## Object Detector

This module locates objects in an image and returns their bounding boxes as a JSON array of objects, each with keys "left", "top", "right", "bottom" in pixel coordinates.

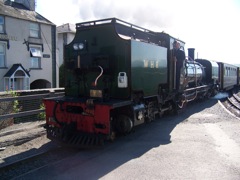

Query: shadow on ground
[{"left": 11, "top": 98, "right": 219, "bottom": 179}]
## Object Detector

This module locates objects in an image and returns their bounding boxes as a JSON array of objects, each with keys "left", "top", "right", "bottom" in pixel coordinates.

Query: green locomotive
[{"left": 43, "top": 18, "right": 217, "bottom": 147}]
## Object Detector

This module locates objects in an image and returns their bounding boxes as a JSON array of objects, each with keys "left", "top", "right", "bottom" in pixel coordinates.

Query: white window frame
[
  {"left": 0, "top": 16, "right": 4, "bottom": 33},
  {"left": 30, "top": 47, "right": 42, "bottom": 69},
  {"left": 0, "top": 42, "right": 6, "bottom": 68},
  {"left": 30, "top": 47, "right": 42, "bottom": 57},
  {"left": 29, "top": 23, "right": 40, "bottom": 38}
]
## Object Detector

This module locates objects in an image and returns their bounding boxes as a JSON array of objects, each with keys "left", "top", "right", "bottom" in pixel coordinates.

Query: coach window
[
  {"left": 30, "top": 47, "right": 42, "bottom": 69},
  {"left": 29, "top": 23, "right": 40, "bottom": 38},
  {"left": 233, "top": 68, "right": 235, "bottom": 76},
  {"left": 0, "top": 42, "right": 6, "bottom": 68}
]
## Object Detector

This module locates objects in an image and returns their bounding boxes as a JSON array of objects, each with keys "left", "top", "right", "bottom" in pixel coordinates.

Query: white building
[
  {"left": 0, "top": 0, "right": 58, "bottom": 91},
  {"left": 57, "top": 23, "right": 75, "bottom": 66}
]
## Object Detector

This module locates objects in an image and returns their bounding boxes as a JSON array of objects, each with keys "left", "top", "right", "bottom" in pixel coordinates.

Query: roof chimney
[{"left": 14, "top": 0, "right": 36, "bottom": 11}]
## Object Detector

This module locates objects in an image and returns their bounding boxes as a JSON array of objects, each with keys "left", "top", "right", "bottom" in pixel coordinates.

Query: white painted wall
[{"left": 0, "top": 16, "right": 55, "bottom": 91}]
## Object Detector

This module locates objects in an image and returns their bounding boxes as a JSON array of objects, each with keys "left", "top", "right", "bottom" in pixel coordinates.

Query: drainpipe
[{"left": 51, "top": 25, "right": 57, "bottom": 88}]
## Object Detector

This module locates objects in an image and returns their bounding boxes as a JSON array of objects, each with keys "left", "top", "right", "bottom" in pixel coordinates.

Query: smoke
[
  {"left": 75, "top": 0, "right": 176, "bottom": 31},
  {"left": 35, "top": 0, "right": 240, "bottom": 64},
  {"left": 212, "top": 92, "right": 229, "bottom": 100}
]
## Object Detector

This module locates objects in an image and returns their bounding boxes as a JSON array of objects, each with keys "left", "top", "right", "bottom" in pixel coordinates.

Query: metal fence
[{"left": 0, "top": 88, "right": 64, "bottom": 128}]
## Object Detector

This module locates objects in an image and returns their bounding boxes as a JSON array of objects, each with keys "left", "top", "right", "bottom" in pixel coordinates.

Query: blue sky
[{"left": 36, "top": 0, "right": 240, "bottom": 65}]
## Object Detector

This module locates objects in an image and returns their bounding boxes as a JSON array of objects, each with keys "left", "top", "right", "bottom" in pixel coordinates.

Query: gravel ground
[
  {"left": 0, "top": 92, "right": 239, "bottom": 169},
  {"left": 0, "top": 121, "right": 55, "bottom": 167},
  {"left": 12, "top": 94, "right": 240, "bottom": 180}
]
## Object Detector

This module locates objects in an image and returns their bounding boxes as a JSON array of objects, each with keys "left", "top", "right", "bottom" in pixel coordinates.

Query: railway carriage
[{"left": 217, "top": 62, "right": 239, "bottom": 91}]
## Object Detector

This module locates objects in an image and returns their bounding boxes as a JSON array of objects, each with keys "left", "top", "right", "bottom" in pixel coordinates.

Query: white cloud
[{"left": 36, "top": 0, "right": 240, "bottom": 64}]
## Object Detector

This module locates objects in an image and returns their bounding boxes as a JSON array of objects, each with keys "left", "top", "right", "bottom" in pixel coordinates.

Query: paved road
[{"left": 18, "top": 99, "right": 240, "bottom": 180}]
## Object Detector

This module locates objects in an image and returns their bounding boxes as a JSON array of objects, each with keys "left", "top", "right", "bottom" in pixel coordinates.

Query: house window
[
  {"left": 30, "top": 47, "right": 42, "bottom": 68},
  {"left": 0, "top": 16, "right": 4, "bottom": 33},
  {"left": 29, "top": 23, "right": 40, "bottom": 38},
  {"left": 0, "top": 43, "right": 6, "bottom": 67},
  {"left": 30, "top": 47, "right": 42, "bottom": 57}
]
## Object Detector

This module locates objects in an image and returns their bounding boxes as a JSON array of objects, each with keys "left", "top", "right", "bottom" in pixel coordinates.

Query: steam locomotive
[{"left": 43, "top": 18, "right": 239, "bottom": 147}]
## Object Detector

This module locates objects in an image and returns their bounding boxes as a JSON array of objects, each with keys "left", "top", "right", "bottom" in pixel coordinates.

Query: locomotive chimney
[{"left": 188, "top": 48, "right": 195, "bottom": 61}]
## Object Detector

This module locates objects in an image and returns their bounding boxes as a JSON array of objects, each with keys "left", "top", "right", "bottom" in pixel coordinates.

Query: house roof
[
  {"left": 0, "top": 0, "right": 54, "bottom": 25},
  {"left": 57, "top": 23, "right": 76, "bottom": 34},
  {"left": 4, "top": 63, "right": 30, "bottom": 78}
]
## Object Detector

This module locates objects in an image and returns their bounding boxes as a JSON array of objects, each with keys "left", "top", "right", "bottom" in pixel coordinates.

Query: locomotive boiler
[{"left": 43, "top": 18, "right": 220, "bottom": 147}]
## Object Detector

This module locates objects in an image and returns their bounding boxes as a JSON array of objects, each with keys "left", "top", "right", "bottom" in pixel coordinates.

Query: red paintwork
[{"left": 43, "top": 99, "right": 112, "bottom": 135}]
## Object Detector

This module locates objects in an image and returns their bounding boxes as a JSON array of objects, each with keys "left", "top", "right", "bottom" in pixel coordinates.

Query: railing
[
  {"left": 0, "top": 88, "right": 64, "bottom": 128},
  {"left": 76, "top": 18, "right": 153, "bottom": 33}
]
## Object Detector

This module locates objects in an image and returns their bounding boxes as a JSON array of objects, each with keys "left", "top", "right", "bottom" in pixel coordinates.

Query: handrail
[
  {"left": 0, "top": 92, "right": 64, "bottom": 102},
  {"left": 0, "top": 89, "right": 64, "bottom": 122},
  {"left": 76, "top": 17, "right": 154, "bottom": 33}
]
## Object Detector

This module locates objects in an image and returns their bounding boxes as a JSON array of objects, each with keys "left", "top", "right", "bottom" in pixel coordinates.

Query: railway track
[
  {"left": 0, "top": 121, "right": 103, "bottom": 179},
  {"left": 0, "top": 92, "right": 239, "bottom": 179},
  {"left": 0, "top": 122, "right": 46, "bottom": 149},
  {"left": 221, "top": 92, "right": 240, "bottom": 118},
  {"left": 0, "top": 146, "right": 79, "bottom": 179}
]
